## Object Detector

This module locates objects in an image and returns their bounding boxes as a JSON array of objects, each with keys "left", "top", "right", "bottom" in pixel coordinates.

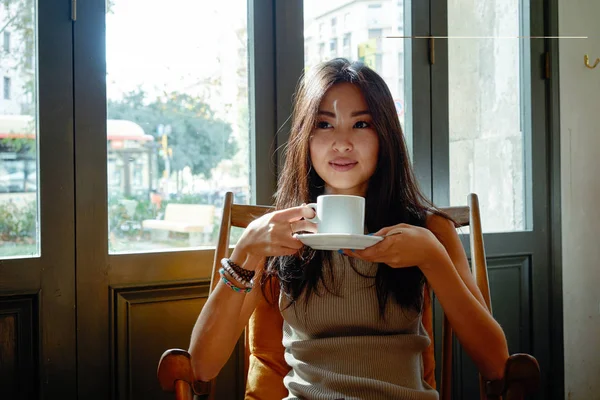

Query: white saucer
[{"left": 294, "top": 233, "right": 383, "bottom": 251}]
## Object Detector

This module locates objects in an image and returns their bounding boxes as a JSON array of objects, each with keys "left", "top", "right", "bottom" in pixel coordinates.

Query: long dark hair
[{"left": 262, "top": 58, "right": 442, "bottom": 315}]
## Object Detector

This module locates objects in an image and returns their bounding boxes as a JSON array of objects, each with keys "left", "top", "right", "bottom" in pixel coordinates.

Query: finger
[
  {"left": 277, "top": 233, "right": 306, "bottom": 250},
  {"left": 386, "top": 227, "right": 404, "bottom": 236},
  {"left": 342, "top": 248, "right": 373, "bottom": 261},
  {"left": 342, "top": 238, "right": 389, "bottom": 260},
  {"left": 290, "top": 219, "right": 318, "bottom": 234},
  {"left": 277, "top": 205, "right": 316, "bottom": 221},
  {"left": 369, "top": 227, "right": 391, "bottom": 236},
  {"left": 370, "top": 223, "right": 412, "bottom": 237},
  {"left": 369, "top": 225, "right": 400, "bottom": 237}
]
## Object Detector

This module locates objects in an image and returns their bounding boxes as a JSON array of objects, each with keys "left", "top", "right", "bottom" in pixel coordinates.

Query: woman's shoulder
[{"left": 425, "top": 210, "right": 456, "bottom": 235}]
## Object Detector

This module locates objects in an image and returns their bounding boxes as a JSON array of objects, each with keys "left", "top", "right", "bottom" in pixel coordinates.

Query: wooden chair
[{"left": 157, "top": 192, "right": 540, "bottom": 400}]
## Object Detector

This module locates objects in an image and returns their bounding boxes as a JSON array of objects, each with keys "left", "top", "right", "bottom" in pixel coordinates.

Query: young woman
[{"left": 189, "top": 58, "right": 509, "bottom": 399}]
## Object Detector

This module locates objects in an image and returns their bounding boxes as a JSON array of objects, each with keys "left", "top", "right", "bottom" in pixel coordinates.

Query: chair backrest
[{"left": 204, "top": 192, "right": 491, "bottom": 400}]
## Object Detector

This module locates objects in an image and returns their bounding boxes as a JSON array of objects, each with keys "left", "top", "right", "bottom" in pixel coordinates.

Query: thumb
[{"left": 369, "top": 226, "right": 394, "bottom": 237}]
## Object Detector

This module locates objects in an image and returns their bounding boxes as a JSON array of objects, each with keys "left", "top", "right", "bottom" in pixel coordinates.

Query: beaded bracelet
[
  {"left": 221, "top": 258, "right": 255, "bottom": 282},
  {"left": 219, "top": 268, "right": 252, "bottom": 294},
  {"left": 221, "top": 262, "right": 253, "bottom": 288}
]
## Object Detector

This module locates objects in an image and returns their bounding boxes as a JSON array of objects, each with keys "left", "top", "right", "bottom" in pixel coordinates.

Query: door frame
[{"left": 0, "top": 0, "right": 77, "bottom": 397}]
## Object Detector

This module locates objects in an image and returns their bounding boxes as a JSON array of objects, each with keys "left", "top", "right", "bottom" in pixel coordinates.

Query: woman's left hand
[{"left": 342, "top": 223, "right": 446, "bottom": 269}]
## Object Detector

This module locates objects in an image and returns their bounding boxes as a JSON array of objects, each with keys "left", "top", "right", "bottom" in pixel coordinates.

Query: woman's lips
[{"left": 329, "top": 160, "right": 358, "bottom": 172}]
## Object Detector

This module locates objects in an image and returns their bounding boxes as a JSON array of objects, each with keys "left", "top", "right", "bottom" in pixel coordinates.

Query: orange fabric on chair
[
  {"left": 245, "top": 279, "right": 290, "bottom": 400},
  {"left": 245, "top": 279, "right": 437, "bottom": 398}
]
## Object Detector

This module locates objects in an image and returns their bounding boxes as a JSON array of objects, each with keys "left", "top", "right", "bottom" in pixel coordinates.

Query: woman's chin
[{"left": 324, "top": 182, "right": 368, "bottom": 196}]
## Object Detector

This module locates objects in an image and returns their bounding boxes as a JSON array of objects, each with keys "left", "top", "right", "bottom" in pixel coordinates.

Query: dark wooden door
[
  {"left": 428, "top": 0, "right": 560, "bottom": 399},
  {"left": 73, "top": 0, "right": 276, "bottom": 399},
  {"left": 0, "top": 0, "right": 76, "bottom": 398}
]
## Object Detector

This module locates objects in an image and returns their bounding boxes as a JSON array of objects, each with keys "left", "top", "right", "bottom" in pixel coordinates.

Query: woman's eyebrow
[
  {"left": 317, "top": 110, "right": 336, "bottom": 117},
  {"left": 317, "top": 110, "right": 371, "bottom": 117}
]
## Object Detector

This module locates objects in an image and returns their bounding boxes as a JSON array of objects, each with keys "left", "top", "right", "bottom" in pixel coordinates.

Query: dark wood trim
[
  {"left": 250, "top": 0, "right": 278, "bottom": 205},
  {"left": 545, "top": 0, "right": 564, "bottom": 397},
  {"left": 274, "top": 0, "right": 304, "bottom": 178},
  {"left": 430, "top": 0, "right": 449, "bottom": 207},
  {"left": 529, "top": 1, "right": 552, "bottom": 398},
  {"left": 37, "top": 0, "right": 77, "bottom": 396},
  {"left": 408, "top": 0, "right": 433, "bottom": 199},
  {"left": 73, "top": 0, "right": 110, "bottom": 397},
  {"left": 106, "top": 251, "right": 215, "bottom": 283},
  {"left": 0, "top": 0, "right": 77, "bottom": 391},
  {"left": 0, "top": 260, "right": 41, "bottom": 293}
]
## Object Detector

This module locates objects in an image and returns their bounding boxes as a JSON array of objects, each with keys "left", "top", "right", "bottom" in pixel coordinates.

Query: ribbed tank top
[{"left": 279, "top": 251, "right": 439, "bottom": 400}]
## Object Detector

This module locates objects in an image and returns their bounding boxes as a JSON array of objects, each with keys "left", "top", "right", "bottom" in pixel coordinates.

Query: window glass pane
[
  {"left": 448, "top": 0, "right": 528, "bottom": 232},
  {"left": 304, "top": 0, "right": 410, "bottom": 152},
  {"left": 0, "top": 0, "right": 39, "bottom": 259},
  {"left": 106, "top": 0, "right": 250, "bottom": 253}
]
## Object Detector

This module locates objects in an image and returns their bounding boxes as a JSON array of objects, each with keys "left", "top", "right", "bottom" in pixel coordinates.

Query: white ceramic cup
[{"left": 305, "top": 195, "right": 365, "bottom": 235}]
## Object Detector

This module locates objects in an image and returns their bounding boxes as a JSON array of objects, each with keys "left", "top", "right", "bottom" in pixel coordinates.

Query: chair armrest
[
  {"left": 157, "top": 348, "right": 212, "bottom": 397},
  {"left": 486, "top": 353, "right": 540, "bottom": 400}
]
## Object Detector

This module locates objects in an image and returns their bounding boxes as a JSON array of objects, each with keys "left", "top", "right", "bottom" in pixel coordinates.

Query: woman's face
[{"left": 309, "top": 82, "right": 379, "bottom": 197}]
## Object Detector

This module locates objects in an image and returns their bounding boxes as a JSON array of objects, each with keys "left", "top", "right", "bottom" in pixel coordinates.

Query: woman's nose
[{"left": 332, "top": 131, "right": 353, "bottom": 152}]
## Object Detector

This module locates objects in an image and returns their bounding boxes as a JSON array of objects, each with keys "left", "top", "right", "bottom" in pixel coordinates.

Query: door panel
[
  {"left": 110, "top": 283, "right": 246, "bottom": 399},
  {"left": 448, "top": 255, "right": 533, "bottom": 398},
  {"left": 0, "top": 0, "right": 75, "bottom": 398},
  {"left": 0, "top": 296, "right": 37, "bottom": 398}
]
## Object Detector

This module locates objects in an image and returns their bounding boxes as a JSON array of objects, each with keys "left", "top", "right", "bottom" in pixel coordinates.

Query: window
[
  {"left": 331, "top": 17, "right": 337, "bottom": 35},
  {"left": 448, "top": 0, "right": 528, "bottom": 232},
  {"left": 397, "top": 1, "right": 404, "bottom": 32},
  {"left": 3, "top": 31, "right": 10, "bottom": 52},
  {"left": 330, "top": 38, "right": 338, "bottom": 56},
  {"left": 0, "top": 1, "right": 38, "bottom": 259},
  {"left": 342, "top": 33, "right": 351, "bottom": 58},
  {"left": 343, "top": 13, "right": 350, "bottom": 31},
  {"left": 367, "top": 3, "right": 382, "bottom": 25},
  {"left": 106, "top": 0, "right": 251, "bottom": 253},
  {"left": 368, "top": 28, "right": 383, "bottom": 51},
  {"left": 3, "top": 76, "right": 11, "bottom": 99}
]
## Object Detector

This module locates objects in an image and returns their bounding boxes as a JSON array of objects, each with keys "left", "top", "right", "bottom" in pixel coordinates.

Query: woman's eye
[
  {"left": 354, "top": 121, "right": 371, "bottom": 129},
  {"left": 316, "top": 121, "right": 331, "bottom": 129}
]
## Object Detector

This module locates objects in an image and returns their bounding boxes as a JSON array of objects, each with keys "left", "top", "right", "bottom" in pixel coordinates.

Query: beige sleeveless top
[{"left": 279, "top": 252, "right": 439, "bottom": 400}]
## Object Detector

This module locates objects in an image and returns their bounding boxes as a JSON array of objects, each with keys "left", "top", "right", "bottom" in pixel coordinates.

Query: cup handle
[{"left": 304, "top": 203, "right": 319, "bottom": 223}]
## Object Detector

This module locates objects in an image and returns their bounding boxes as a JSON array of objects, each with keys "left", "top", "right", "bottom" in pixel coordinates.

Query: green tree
[{"left": 107, "top": 89, "right": 237, "bottom": 179}]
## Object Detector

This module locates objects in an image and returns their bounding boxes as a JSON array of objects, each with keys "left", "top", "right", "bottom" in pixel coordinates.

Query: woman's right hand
[
  {"left": 190, "top": 205, "right": 316, "bottom": 381},
  {"left": 233, "top": 205, "right": 317, "bottom": 262}
]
